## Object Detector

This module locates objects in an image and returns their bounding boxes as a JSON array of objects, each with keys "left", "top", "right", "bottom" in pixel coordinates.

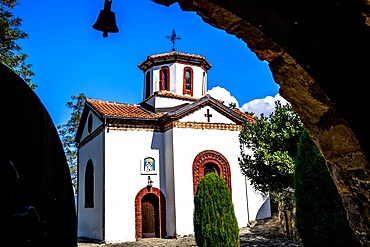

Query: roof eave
[{"left": 103, "top": 115, "right": 163, "bottom": 121}]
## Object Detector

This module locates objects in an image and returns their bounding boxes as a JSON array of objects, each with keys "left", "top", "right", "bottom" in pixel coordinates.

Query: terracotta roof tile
[
  {"left": 148, "top": 51, "right": 206, "bottom": 60},
  {"left": 138, "top": 51, "right": 212, "bottom": 71},
  {"left": 86, "top": 98, "right": 164, "bottom": 119},
  {"left": 154, "top": 90, "right": 199, "bottom": 101},
  {"left": 86, "top": 96, "right": 254, "bottom": 123}
]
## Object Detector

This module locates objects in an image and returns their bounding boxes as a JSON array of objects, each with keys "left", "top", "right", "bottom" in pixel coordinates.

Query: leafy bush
[
  {"left": 239, "top": 101, "right": 304, "bottom": 194},
  {"left": 294, "top": 129, "right": 359, "bottom": 247},
  {"left": 193, "top": 172, "right": 240, "bottom": 247}
]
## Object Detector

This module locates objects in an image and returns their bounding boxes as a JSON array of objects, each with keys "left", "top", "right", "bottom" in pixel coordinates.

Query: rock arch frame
[{"left": 153, "top": 0, "right": 369, "bottom": 245}]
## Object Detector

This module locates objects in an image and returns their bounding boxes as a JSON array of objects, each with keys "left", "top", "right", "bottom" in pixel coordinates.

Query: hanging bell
[{"left": 93, "top": 0, "right": 119, "bottom": 38}]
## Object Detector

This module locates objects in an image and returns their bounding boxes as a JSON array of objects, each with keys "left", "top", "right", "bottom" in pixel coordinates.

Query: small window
[
  {"left": 145, "top": 72, "right": 151, "bottom": 99},
  {"left": 85, "top": 160, "right": 94, "bottom": 208},
  {"left": 183, "top": 67, "right": 193, "bottom": 96},
  {"left": 160, "top": 66, "right": 170, "bottom": 91},
  {"left": 185, "top": 70, "right": 191, "bottom": 90}
]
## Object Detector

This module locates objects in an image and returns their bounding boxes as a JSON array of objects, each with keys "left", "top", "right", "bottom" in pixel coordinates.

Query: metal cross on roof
[{"left": 165, "top": 29, "right": 181, "bottom": 51}]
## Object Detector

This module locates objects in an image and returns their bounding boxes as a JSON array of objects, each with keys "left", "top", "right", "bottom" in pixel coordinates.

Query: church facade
[{"left": 75, "top": 51, "right": 271, "bottom": 243}]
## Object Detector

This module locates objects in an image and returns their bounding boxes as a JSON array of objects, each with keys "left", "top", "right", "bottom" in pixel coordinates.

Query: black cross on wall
[{"left": 204, "top": 109, "right": 213, "bottom": 122}]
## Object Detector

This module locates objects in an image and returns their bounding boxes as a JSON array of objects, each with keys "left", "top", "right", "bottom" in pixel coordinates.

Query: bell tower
[{"left": 138, "top": 51, "right": 212, "bottom": 101}]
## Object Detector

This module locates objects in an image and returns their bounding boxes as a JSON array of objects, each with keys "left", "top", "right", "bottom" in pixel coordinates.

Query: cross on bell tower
[{"left": 165, "top": 29, "right": 181, "bottom": 51}]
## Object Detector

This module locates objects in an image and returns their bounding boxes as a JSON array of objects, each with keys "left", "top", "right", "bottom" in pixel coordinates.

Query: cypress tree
[
  {"left": 294, "top": 129, "right": 359, "bottom": 247},
  {"left": 193, "top": 172, "right": 240, "bottom": 247}
]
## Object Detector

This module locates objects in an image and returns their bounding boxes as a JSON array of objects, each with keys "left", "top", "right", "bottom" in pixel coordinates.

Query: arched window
[
  {"left": 85, "top": 159, "right": 94, "bottom": 208},
  {"left": 88, "top": 114, "right": 93, "bottom": 134},
  {"left": 192, "top": 150, "right": 232, "bottom": 195},
  {"left": 145, "top": 72, "right": 151, "bottom": 99},
  {"left": 183, "top": 67, "right": 193, "bottom": 96},
  {"left": 203, "top": 163, "right": 220, "bottom": 175},
  {"left": 159, "top": 66, "right": 170, "bottom": 91}
]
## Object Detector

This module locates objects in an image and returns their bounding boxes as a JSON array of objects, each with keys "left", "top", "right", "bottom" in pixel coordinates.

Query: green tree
[
  {"left": 193, "top": 172, "right": 240, "bottom": 247},
  {"left": 0, "top": 0, "right": 35, "bottom": 89},
  {"left": 294, "top": 129, "right": 359, "bottom": 247},
  {"left": 57, "top": 93, "right": 86, "bottom": 193},
  {"left": 238, "top": 100, "right": 304, "bottom": 195}
]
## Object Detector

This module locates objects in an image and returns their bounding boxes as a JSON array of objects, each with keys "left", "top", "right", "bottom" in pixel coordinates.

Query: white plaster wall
[
  {"left": 163, "top": 129, "right": 176, "bottom": 237},
  {"left": 245, "top": 180, "right": 271, "bottom": 220},
  {"left": 77, "top": 132, "right": 104, "bottom": 241},
  {"left": 180, "top": 106, "right": 235, "bottom": 124},
  {"left": 242, "top": 146, "right": 271, "bottom": 221},
  {"left": 154, "top": 97, "right": 192, "bottom": 109},
  {"left": 151, "top": 63, "right": 207, "bottom": 98},
  {"left": 78, "top": 112, "right": 270, "bottom": 242},
  {"left": 103, "top": 129, "right": 164, "bottom": 243},
  {"left": 172, "top": 63, "right": 207, "bottom": 98},
  {"left": 151, "top": 65, "right": 160, "bottom": 93},
  {"left": 171, "top": 127, "right": 269, "bottom": 236},
  {"left": 151, "top": 64, "right": 174, "bottom": 93}
]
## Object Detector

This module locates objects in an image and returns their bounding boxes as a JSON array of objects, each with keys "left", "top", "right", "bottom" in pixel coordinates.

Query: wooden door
[{"left": 142, "top": 194, "right": 159, "bottom": 238}]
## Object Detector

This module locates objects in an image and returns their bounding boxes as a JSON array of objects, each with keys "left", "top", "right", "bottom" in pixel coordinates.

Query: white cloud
[
  {"left": 207, "top": 86, "right": 239, "bottom": 108},
  {"left": 240, "top": 94, "right": 288, "bottom": 117},
  {"left": 207, "top": 86, "right": 288, "bottom": 117}
]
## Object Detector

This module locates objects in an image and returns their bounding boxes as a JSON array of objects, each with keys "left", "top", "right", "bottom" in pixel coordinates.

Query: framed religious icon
[{"left": 141, "top": 157, "right": 157, "bottom": 175}]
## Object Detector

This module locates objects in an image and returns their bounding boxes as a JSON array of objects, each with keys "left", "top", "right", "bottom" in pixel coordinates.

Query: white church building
[{"left": 75, "top": 50, "right": 271, "bottom": 243}]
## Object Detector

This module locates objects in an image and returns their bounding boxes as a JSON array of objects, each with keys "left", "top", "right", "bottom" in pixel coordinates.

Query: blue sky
[{"left": 13, "top": 0, "right": 285, "bottom": 127}]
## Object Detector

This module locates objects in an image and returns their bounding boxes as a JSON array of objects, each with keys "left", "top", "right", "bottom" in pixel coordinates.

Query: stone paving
[{"left": 78, "top": 215, "right": 303, "bottom": 247}]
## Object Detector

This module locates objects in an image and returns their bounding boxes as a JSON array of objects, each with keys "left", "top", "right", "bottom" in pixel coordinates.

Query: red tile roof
[
  {"left": 147, "top": 51, "right": 206, "bottom": 59},
  {"left": 138, "top": 51, "right": 212, "bottom": 71},
  {"left": 86, "top": 98, "right": 163, "bottom": 119},
  {"left": 86, "top": 95, "right": 254, "bottom": 123}
]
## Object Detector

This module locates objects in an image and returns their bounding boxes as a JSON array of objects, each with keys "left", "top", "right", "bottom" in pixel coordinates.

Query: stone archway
[
  {"left": 192, "top": 150, "right": 231, "bottom": 194},
  {"left": 135, "top": 187, "right": 166, "bottom": 239},
  {"left": 152, "top": 1, "right": 370, "bottom": 244}
]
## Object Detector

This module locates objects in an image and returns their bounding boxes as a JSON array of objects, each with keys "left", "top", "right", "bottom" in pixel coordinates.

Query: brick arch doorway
[
  {"left": 192, "top": 150, "right": 232, "bottom": 194},
  {"left": 135, "top": 187, "right": 166, "bottom": 239}
]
